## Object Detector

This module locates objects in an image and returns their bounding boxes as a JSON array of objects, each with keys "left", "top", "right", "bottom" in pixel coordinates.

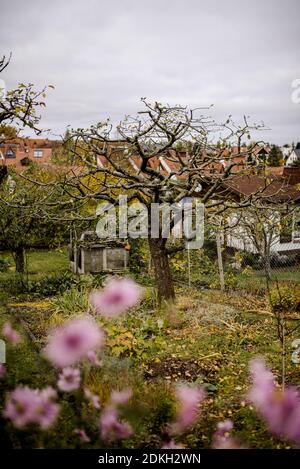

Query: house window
[
  {"left": 33, "top": 150, "right": 43, "bottom": 158},
  {"left": 5, "top": 149, "right": 15, "bottom": 158}
]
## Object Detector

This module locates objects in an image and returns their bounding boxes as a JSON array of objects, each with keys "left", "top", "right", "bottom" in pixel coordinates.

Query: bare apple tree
[{"left": 53, "top": 100, "right": 266, "bottom": 302}]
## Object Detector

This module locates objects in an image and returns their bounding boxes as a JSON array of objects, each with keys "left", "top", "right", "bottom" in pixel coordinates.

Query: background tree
[
  {"left": 0, "top": 124, "right": 18, "bottom": 140},
  {"left": 227, "top": 205, "right": 296, "bottom": 282},
  {"left": 0, "top": 166, "right": 71, "bottom": 275},
  {"left": 0, "top": 53, "right": 52, "bottom": 187},
  {"left": 0, "top": 54, "right": 52, "bottom": 134},
  {"left": 0, "top": 53, "right": 58, "bottom": 272},
  {"left": 267, "top": 145, "right": 283, "bottom": 167}
]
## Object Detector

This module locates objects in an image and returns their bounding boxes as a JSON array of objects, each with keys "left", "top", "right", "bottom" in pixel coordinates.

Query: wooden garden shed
[{"left": 69, "top": 231, "right": 129, "bottom": 274}]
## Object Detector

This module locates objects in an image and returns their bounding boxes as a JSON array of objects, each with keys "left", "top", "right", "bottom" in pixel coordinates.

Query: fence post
[
  {"left": 216, "top": 231, "right": 225, "bottom": 291},
  {"left": 187, "top": 247, "right": 191, "bottom": 288}
]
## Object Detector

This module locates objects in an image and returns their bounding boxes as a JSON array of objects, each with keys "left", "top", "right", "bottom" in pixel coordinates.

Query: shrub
[
  {"left": 0, "top": 257, "right": 11, "bottom": 273},
  {"left": 26, "top": 272, "right": 77, "bottom": 297},
  {"left": 240, "top": 251, "right": 262, "bottom": 269},
  {"left": 224, "top": 271, "right": 239, "bottom": 289},
  {"left": 50, "top": 287, "right": 90, "bottom": 316},
  {"left": 269, "top": 253, "right": 290, "bottom": 268},
  {"left": 202, "top": 238, "right": 218, "bottom": 260},
  {"left": 270, "top": 285, "right": 300, "bottom": 312},
  {"left": 26, "top": 272, "right": 105, "bottom": 297}
]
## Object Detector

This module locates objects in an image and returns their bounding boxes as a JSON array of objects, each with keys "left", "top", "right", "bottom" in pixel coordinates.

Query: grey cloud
[{"left": 1, "top": 0, "right": 300, "bottom": 143}]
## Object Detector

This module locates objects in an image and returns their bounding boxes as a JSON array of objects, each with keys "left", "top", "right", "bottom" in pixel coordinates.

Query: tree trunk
[
  {"left": 14, "top": 246, "right": 25, "bottom": 274},
  {"left": 263, "top": 245, "right": 272, "bottom": 282},
  {"left": 148, "top": 237, "right": 175, "bottom": 303},
  {"left": 0, "top": 166, "right": 8, "bottom": 185}
]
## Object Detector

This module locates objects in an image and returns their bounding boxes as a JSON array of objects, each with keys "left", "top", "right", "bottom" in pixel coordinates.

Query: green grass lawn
[
  {"left": 0, "top": 248, "right": 69, "bottom": 279},
  {"left": 0, "top": 248, "right": 300, "bottom": 448},
  {"left": 236, "top": 266, "right": 300, "bottom": 292}
]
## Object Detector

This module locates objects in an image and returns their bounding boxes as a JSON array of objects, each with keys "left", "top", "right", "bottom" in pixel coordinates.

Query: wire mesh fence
[{"left": 171, "top": 233, "right": 300, "bottom": 298}]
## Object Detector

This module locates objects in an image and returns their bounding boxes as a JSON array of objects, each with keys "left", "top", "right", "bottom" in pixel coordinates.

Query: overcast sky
[{"left": 1, "top": 0, "right": 300, "bottom": 144}]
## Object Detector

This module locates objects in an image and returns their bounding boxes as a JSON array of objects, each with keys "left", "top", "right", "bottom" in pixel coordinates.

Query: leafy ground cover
[{"left": 0, "top": 249, "right": 300, "bottom": 448}]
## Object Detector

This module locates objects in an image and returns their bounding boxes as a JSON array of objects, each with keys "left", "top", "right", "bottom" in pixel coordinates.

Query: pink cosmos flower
[
  {"left": 100, "top": 406, "right": 133, "bottom": 441},
  {"left": 110, "top": 388, "right": 132, "bottom": 406},
  {"left": 44, "top": 316, "right": 105, "bottom": 368},
  {"left": 248, "top": 357, "right": 300, "bottom": 446},
  {"left": 3, "top": 386, "right": 59, "bottom": 429},
  {"left": 248, "top": 357, "right": 275, "bottom": 408},
  {"left": 84, "top": 388, "right": 101, "bottom": 409},
  {"left": 86, "top": 350, "right": 102, "bottom": 367},
  {"left": 3, "top": 386, "right": 37, "bottom": 428},
  {"left": 212, "top": 420, "right": 240, "bottom": 449},
  {"left": 2, "top": 322, "right": 21, "bottom": 345},
  {"left": 57, "top": 368, "right": 81, "bottom": 392},
  {"left": 170, "top": 385, "right": 205, "bottom": 435},
  {"left": 90, "top": 278, "right": 142, "bottom": 317},
  {"left": 0, "top": 363, "right": 6, "bottom": 378},
  {"left": 215, "top": 419, "right": 234, "bottom": 436},
  {"left": 74, "top": 428, "right": 90, "bottom": 443},
  {"left": 34, "top": 387, "right": 60, "bottom": 429}
]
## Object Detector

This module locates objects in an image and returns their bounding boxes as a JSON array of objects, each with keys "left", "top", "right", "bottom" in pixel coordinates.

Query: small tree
[
  {"left": 0, "top": 53, "right": 56, "bottom": 274},
  {"left": 0, "top": 54, "right": 51, "bottom": 134},
  {"left": 0, "top": 166, "right": 70, "bottom": 275},
  {"left": 0, "top": 53, "right": 52, "bottom": 184},
  {"left": 227, "top": 204, "right": 296, "bottom": 282},
  {"left": 267, "top": 145, "right": 283, "bottom": 167}
]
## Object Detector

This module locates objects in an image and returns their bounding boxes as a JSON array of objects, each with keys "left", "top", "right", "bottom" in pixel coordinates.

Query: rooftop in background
[
  {"left": 0, "top": 138, "right": 59, "bottom": 169},
  {"left": 221, "top": 174, "right": 300, "bottom": 204},
  {"left": 1, "top": 137, "right": 299, "bottom": 190}
]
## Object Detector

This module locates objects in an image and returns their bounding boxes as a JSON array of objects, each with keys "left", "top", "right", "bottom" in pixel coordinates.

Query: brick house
[{"left": 0, "top": 138, "right": 56, "bottom": 170}]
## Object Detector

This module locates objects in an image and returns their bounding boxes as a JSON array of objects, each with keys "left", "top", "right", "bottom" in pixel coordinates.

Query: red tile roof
[{"left": 222, "top": 174, "right": 300, "bottom": 203}]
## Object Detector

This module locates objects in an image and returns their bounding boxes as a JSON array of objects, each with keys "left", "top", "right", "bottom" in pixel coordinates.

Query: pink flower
[
  {"left": 3, "top": 386, "right": 59, "bottom": 429},
  {"left": 170, "top": 385, "right": 205, "bottom": 435},
  {"left": 0, "top": 363, "right": 6, "bottom": 378},
  {"left": 110, "top": 388, "right": 132, "bottom": 406},
  {"left": 212, "top": 420, "right": 240, "bottom": 449},
  {"left": 44, "top": 316, "right": 105, "bottom": 368},
  {"left": 74, "top": 428, "right": 90, "bottom": 443},
  {"left": 2, "top": 322, "right": 21, "bottom": 345},
  {"left": 248, "top": 357, "right": 300, "bottom": 445},
  {"left": 86, "top": 350, "right": 102, "bottom": 367},
  {"left": 34, "top": 387, "right": 60, "bottom": 429},
  {"left": 3, "top": 386, "right": 37, "bottom": 428},
  {"left": 248, "top": 357, "right": 275, "bottom": 409},
  {"left": 58, "top": 368, "right": 81, "bottom": 392},
  {"left": 84, "top": 388, "right": 101, "bottom": 409},
  {"left": 162, "top": 440, "right": 184, "bottom": 449},
  {"left": 100, "top": 406, "right": 133, "bottom": 441},
  {"left": 90, "top": 278, "right": 142, "bottom": 317},
  {"left": 215, "top": 419, "right": 234, "bottom": 437}
]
